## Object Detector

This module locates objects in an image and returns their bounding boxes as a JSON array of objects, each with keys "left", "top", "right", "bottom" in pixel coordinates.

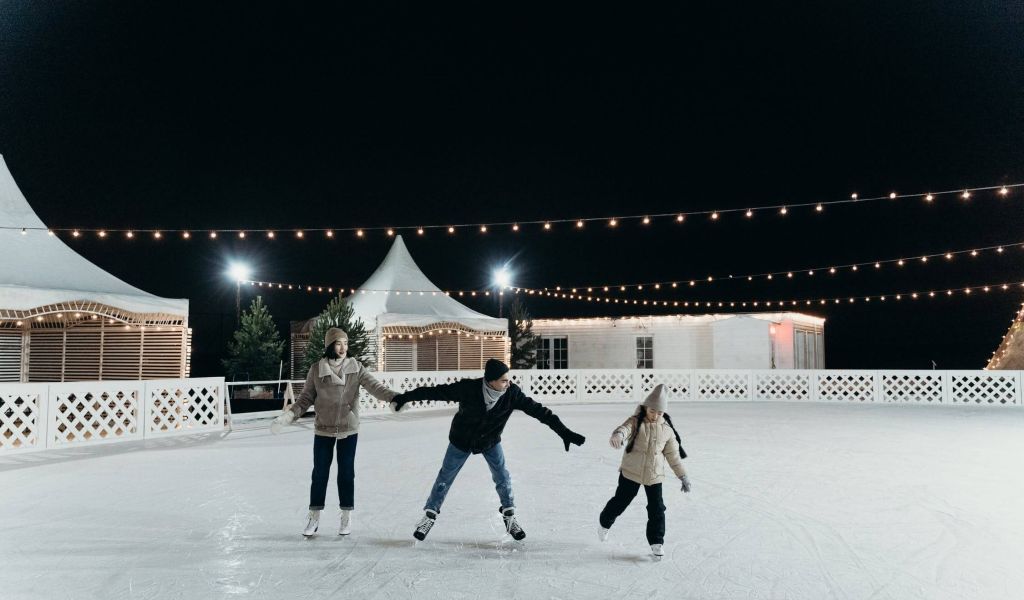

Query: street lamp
[
  {"left": 228, "top": 263, "right": 251, "bottom": 325},
  {"left": 493, "top": 268, "right": 512, "bottom": 317}
]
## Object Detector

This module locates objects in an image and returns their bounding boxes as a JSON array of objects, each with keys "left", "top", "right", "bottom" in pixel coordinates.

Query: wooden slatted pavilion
[
  {"left": 291, "top": 235, "right": 509, "bottom": 375},
  {"left": 0, "top": 156, "right": 190, "bottom": 382}
]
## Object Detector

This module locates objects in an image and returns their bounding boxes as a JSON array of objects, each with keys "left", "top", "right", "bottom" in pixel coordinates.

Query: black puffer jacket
[{"left": 398, "top": 378, "right": 576, "bottom": 453}]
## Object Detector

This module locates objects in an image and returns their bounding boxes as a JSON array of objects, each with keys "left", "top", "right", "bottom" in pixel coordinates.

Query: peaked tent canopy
[
  {"left": 346, "top": 235, "right": 507, "bottom": 332},
  {"left": 291, "top": 235, "right": 508, "bottom": 373},
  {"left": 0, "top": 155, "right": 187, "bottom": 316},
  {"left": 0, "top": 156, "right": 190, "bottom": 382},
  {"left": 987, "top": 303, "right": 1024, "bottom": 369}
]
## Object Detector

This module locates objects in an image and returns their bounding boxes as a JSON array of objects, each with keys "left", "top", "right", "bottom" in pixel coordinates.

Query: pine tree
[
  {"left": 222, "top": 296, "right": 285, "bottom": 381},
  {"left": 508, "top": 296, "right": 539, "bottom": 369},
  {"left": 300, "top": 295, "right": 371, "bottom": 375}
]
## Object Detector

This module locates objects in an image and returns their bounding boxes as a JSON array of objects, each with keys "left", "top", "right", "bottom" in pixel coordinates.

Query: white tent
[
  {"left": 292, "top": 235, "right": 508, "bottom": 373},
  {"left": 0, "top": 156, "right": 187, "bottom": 316},
  {"left": 0, "top": 156, "right": 190, "bottom": 382},
  {"left": 347, "top": 235, "right": 507, "bottom": 332}
]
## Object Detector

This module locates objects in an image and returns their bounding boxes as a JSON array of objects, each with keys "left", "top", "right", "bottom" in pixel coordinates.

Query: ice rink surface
[{"left": 4, "top": 402, "right": 1024, "bottom": 600}]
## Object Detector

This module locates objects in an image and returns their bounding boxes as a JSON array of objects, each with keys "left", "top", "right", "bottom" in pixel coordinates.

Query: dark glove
[
  {"left": 391, "top": 393, "right": 410, "bottom": 413},
  {"left": 548, "top": 416, "right": 585, "bottom": 451},
  {"left": 558, "top": 428, "right": 586, "bottom": 452}
]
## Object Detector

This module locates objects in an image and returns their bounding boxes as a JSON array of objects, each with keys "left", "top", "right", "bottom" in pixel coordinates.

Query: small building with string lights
[
  {"left": 528, "top": 312, "right": 825, "bottom": 369},
  {"left": 290, "top": 235, "right": 509, "bottom": 374},
  {"left": 0, "top": 156, "right": 191, "bottom": 382}
]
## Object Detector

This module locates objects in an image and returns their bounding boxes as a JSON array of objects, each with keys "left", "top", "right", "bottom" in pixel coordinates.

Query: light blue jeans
[{"left": 424, "top": 442, "right": 514, "bottom": 513}]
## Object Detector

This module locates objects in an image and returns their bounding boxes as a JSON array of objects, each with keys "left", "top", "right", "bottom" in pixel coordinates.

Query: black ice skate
[
  {"left": 501, "top": 507, "right": 526, "bottom": 541},
  {"left": 414, "top": 510, "right": 437, "bottom": 541}
]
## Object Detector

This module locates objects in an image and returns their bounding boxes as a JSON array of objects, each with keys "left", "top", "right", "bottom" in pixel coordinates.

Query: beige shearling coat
[
  {"left": 614, "top": 415, "right": 687, "bottom": 486},
  {"left": 288, "top": 357, "right": 395, "bottom": 438}
]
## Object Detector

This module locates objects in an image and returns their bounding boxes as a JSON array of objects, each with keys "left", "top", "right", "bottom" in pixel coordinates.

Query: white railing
[
  {"left": 9, "top": 369, "right": 1013, "bottom": 455},
  {"left": 230, "top": 369, "right": 1021, "bottom": 417},
  {"left": 0, "top": 377, "right": 224, "bottom": 455}
]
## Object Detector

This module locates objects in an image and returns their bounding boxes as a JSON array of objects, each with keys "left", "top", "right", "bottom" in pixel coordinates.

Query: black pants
[
  {"left": 599, "top": 472, "right": 666, "bottom": 545},
  {"left": 309, "top": 434, "right": 357, "bottom": 510}
]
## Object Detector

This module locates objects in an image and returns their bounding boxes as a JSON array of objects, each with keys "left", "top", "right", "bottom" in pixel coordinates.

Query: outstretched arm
[
  {"left": 392, "top": 381, "right": 463, "bottom": 411},
  {"left": 358, "top": 366, "right": 396, "bottom": 403},
  {"left": 513, "top": 392, "right": 586, "bottom": 451}
]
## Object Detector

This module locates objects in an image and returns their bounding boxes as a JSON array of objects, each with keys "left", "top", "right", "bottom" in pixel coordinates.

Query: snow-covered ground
[{"left": 3, "top": 402, "right": 1024, "bottom": 600}]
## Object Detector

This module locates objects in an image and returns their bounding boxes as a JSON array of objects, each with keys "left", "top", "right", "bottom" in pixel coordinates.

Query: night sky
[{"left": 2, "top": 2, "right": 1023, "bottom": 376}]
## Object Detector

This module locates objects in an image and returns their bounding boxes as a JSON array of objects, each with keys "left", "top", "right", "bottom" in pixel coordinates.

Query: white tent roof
[
  {"left": 348, "top": 235, "right": 507, "bottom": 332},
  {"left": 0, "top": 156, "right": 189, "bottom": 316}
]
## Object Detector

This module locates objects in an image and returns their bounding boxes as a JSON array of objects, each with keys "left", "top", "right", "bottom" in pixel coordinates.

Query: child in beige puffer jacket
[{"left": 598, "top": 384, "right": 690, "bottom": 558}]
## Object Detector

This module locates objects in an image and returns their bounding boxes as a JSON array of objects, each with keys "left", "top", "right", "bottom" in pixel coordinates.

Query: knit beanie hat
[
  {"left": 641, "top": 383, "right": 669, "bottom": 412},
  {"left": 484, "top": 358, "right": 510, "bottom": 382},
  {"left": 325, "top": 327, "right": 349, "bottom": 348}
]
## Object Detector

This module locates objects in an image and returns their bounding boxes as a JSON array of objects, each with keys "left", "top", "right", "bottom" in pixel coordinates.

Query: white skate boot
[
  {"left": 339, "top": 509, "right": 352, "bottom": 536},
  {"left": 303, "top": 510, "right": 321, "bottom": 537}
]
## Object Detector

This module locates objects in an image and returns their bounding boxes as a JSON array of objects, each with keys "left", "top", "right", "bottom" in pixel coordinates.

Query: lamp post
[
  {"left": 493, "top": 268, "right": 511, "bottom": 318},
  {"left": 228, "top": 263, "right": 251, "bottom": 326}
]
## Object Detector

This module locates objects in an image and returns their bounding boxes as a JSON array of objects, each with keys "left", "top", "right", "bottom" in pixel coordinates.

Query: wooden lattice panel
[
  {"left": 0, "top": 330, "right": 22, "bottom": 383},
  {"left": 881, "top": 372, "right": 945, "bottom": 404},
  {"left": 948, "top": 371, "right": 1020, "bottom": 405},
  {"left": 26, "top": 330, "right": 64, "bottom": 382},
  {"left": 146, "top": 379, "right": 223, "bottom": 435},
  {"left": 416, "top": 337, "right": 438, "bottom": 371},
  {"left": 458, "top": 336, "right": 483, "bottom": 370},
  {"left": 755, "top": 372, "right": 812, "bottom": 402},
  {"left": 437, "top": 334, "right": 460, "bottom": 370},
  {"left": 383, "top": 338, "right": 414, "bottom": 371},
  {"left": 64, "top": 324, "right": 102, "bottom": 381},
  {"left": 49, "top": 383, "right": 141, "bottom": 446},
  {"left": 816, "top": 371, "right": 877, "bottom": 402},
  {"left": 0, "top": 387, "right": 44, "bottom": 450}
]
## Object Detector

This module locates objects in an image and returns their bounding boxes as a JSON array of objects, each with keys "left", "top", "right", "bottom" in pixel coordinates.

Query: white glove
[
  {"left": 680, "top": 475, "right": 691, "bottom": 493},
  {"left": 270, "top": 410, "right": 295, "bottom": 435},
  {"left": 609, "top": 431, "right": 625, "bottom": 449}
]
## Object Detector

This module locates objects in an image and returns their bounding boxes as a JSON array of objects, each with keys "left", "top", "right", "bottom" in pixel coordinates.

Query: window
[
  {"left": 636, "top": 336, "right": 653, "bottom": 368},
  {"left": 536, "top": 336, "right": 568, "bottom": 369}
]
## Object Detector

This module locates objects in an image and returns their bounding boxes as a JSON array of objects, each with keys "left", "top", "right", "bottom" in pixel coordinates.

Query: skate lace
[
  {"left": 415, "top": 516, "right": 435, "bottom": 534},
  {"left": 504, "top": 515, "right": 522, "bottom": 534}
]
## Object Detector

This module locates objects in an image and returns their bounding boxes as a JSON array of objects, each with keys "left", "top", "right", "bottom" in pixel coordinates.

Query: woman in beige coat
[
  {"left": 598, "top": 384, "right": 690, "bottom": 558},
  {"left": 270, "top": 327, "right": 396, "bottom": 537}
]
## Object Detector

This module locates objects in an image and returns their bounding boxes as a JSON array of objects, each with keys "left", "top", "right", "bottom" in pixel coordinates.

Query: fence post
[{"left": 41, "top": 384, "right": 53, "bottom": 450}]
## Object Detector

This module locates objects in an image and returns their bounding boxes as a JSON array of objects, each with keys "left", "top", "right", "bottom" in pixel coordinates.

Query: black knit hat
[{"left": 484, "top": 358, "right": 509, "bottom": 382}]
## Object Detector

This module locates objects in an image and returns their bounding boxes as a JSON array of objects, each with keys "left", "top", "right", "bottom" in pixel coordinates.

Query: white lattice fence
[
  {"left": 641, "top": 371, "right": 693, "bottom": 401},
  {"left": 695, "top": 370, "right": 752, "bottom": 401},
  {"left": 755, "top": 371, "right": 813, "bottom": 402},
  {"left": 145, "top": 378, "right": 224, "bottom": 436},
  {"left": 0, "top": 384, "right": 47, "bottom": 453},
  {"left": 48, "top": 381, "right": 144, "bottom": 448},
  {"left": 0, "top": 377, "right": 226, "bottom": 454},
  {"left": 816, "top": 371, "right": 878, "bottom": 403},
  {"left": 582, "top": 370, "right": 637, "bottom": 402},
  {"left": 524, "top": 371, "right": 578, "bottom": 402},
  {"left": 948, "top": 371, "right": 1021, "bottom": 405},
  {"left": 881, "top": 371, "right": 946, "bottom": 404}
]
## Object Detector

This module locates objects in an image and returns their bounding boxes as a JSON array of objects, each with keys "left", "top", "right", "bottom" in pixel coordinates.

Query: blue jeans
[
  {"left": 309, "top": 434, "right": 357, "bottom": 510},
  {"left": 424, "top": 443, "right": 514, "bottom": 513}
]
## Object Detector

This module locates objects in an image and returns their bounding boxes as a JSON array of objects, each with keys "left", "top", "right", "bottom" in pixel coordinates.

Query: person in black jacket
[{"left": 391, "top": 358, "right": 586, "bottom": 541}]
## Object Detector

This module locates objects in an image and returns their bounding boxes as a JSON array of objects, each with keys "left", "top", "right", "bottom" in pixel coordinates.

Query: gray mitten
[{"left": 680, "top": 474, "right": 691, "bottom": 493}]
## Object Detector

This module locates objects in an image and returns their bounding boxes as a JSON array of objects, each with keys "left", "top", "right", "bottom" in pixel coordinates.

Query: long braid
[
  {"left": 624, "top": 406, "right": 645, "bottom": 453},
  {"left": 663, "top": 413, "right": 686, "bottom": 459}
]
